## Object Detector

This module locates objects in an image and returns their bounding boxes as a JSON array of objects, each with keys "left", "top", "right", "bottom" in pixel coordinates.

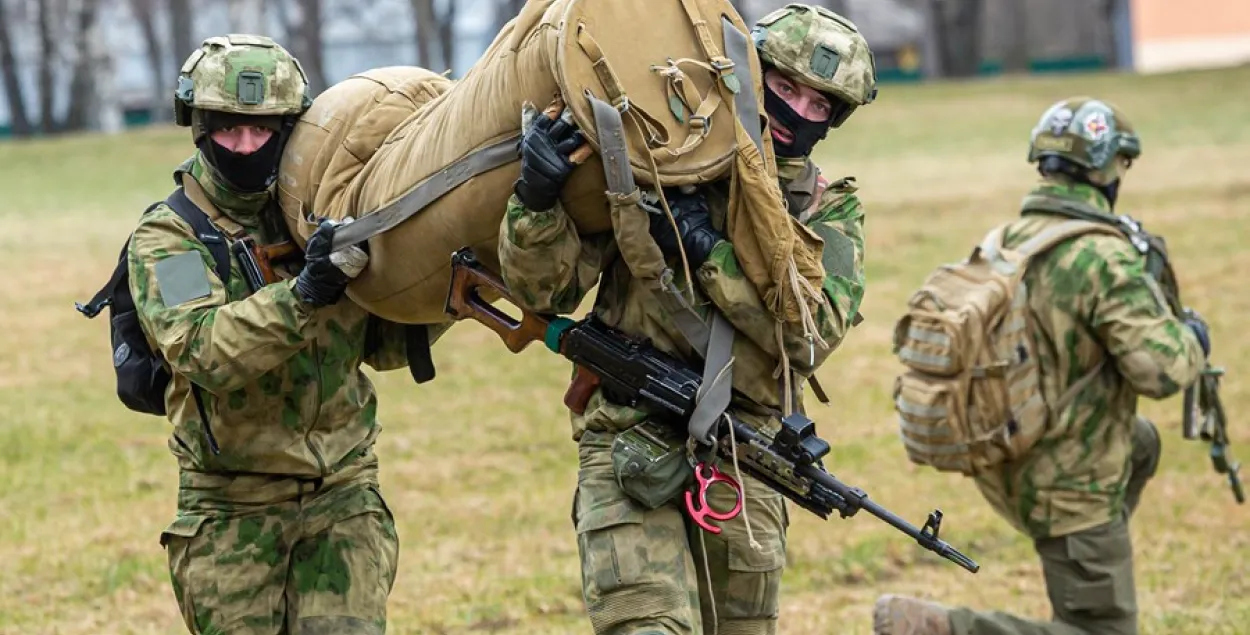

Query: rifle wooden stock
[
  {"left": 254, "top": 241, "right": 300, "bottom": 284},
  {"left": 563, "top": 366, "right": 601, "bottom": 415},
  {"left": 445, "top": 249, "right": 549, "bottom": 353}
]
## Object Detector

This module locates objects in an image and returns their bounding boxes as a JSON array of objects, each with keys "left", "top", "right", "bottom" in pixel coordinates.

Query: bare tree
[
  {"left": 410, "top": 0, "right": 438, "bottom": 69},
  {"left": 437, "top": 0, "right": 455, "bottom": 74},
  {"left": 932, "top": 0, "right": 983, "bottom": 78},
  {"left": 64, "top": 0, "right": 103, "bottom": 131},
  {"left": 1001, "top": 0, "right": 1028, "bottom": 73},
  {"left": 128, "top": 0, "right": 167, "bottom": 121},
  {"left": 278, "top": 0, "right": 326, "bottom": 95},
  {"left": 37, "top": 0, "right": 57, "bottom": 133},
  {"left": 169, "top": 0, "right": 194, "bottom": 64},
  {"left": 0, "top": 0, "right": 33, "bottom": 136}
]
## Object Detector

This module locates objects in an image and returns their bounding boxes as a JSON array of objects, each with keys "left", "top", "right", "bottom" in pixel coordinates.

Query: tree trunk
[
  {"left": 64, "top": 0, "right": 101, "bottom": 132},
  {"left": 282, "top": 0, "right": 326, "bottom": 95},
  {"left": 1002, "top": 0, "right": 1029, "bottom": 73},
  {"left": 0, "top": 0, "right": 33, "bottom": 136},
  {"left": 129, "top": 0, "right": 167, "bottom": 122},
  {"left": 37, "top": 0, "right": 56, "bottom": 133},
  {"left": 89, "top": 0, "right": 123, "bottom": 133},
  {"left": 169, "top": 0, "right": 194, "bottom": 66},
  {"left": 410, "top": 0, "right": 437, "bottom": 70},
  {"left": 934, "top": 0, "right": 983, "bottom": 78},
  {"left": 438, "top": 0, "right": 455, "bottom": 74}
]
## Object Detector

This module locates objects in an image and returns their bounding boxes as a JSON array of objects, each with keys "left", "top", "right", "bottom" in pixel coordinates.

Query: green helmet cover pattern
[
  {"left": 1028, "top": 96, "right": 1141, "bottom": 182},
  {"left": 751, "top": 4, "right": 878, "bottom": 112},
  {"left": 174, "top": 34, "right": 312, "bottom": 126}
]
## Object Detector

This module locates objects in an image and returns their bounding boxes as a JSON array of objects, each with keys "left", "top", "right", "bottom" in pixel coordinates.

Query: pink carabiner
[{"left": 683, "top": 462, "right": 744, "bottom": 534}]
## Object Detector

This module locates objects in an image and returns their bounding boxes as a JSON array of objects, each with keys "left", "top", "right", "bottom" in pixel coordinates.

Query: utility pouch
[{"left": 612, "top": 420, "right": 695, "bottom": 510}]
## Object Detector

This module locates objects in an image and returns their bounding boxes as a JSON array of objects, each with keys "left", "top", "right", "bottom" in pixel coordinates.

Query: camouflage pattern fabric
[
  {"left": 574, "top": 427, "right": 788, "bottom": 635},
  {"left": 499, "top": 154, "right": 864, "bottom": 633},
  {"left": 176, "top": 34, "right": 309, "bottom": 121},
  {"left": 499, "top": 156, "right": 865, "bottom": 420},
  {"left": 970, "top": 177, "right": 1204, "bottom": 539},
  {"left": 130, "top": 153, "right": 431, "bottom": 633},
  {"left": 129, "top": 154, "right": 424, "bottom": 477},
  {"left": 751, "top": 4, "right": 877, "bottom": 112},
  {"left": 946, "top": 416, "right": 1159, "bottom": 634},
  {"left": 162, "top": 452, "right": 398, "bottom": 635}
]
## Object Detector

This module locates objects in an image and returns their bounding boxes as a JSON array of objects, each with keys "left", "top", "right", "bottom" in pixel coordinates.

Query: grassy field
[{"left": 2, "top": 64, "right": 1249, "bottom": 634}]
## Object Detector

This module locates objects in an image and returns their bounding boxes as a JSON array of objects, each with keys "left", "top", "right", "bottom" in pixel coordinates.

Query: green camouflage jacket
[
  {"left": 499, "top": 156, "right": 865, "bottom": 438},
  {"left": 973, "top": 178, "right": 1205, "bottom": 538},
  {"left": 128, "top": 153, "right": 423, "bottom": 480}
]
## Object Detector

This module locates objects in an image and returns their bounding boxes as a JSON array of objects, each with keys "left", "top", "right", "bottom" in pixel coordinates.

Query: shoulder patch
[
  {"left": 812, "top": 224, "right": 857, "bottom": 280},
  {"left": 154, "top": 252, "right": 212, "bottom": 307}
]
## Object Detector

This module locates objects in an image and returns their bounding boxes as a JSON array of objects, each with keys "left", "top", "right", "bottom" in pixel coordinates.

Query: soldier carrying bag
[{"left": 890, "top": 220, "right": 1121, "bottom": 476}]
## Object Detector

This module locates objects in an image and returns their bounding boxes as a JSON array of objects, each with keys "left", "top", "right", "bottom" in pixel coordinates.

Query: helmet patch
[
  {"left": 1082, "top": 111, "right": 1109, "bottom": 141},
  {"left": 237, "top": 71, "right": 266, "bottom": 106},
  {"left": 1048, "top": 107, "right": 1073, "bottom": 136},
  {"left": 810, "top": 44, "right": 840, "bottom": 80}
]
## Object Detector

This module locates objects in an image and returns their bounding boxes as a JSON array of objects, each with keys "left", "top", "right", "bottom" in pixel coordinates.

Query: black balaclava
[
  {"left": 192, "top": 110, "right": 287, "bottom": 193},
  {"left": 1038, "top": 156, "right": 1122, "bottom": 208},
  {"left": 764, "top": 83, "right": 831, "bottom": 158}
]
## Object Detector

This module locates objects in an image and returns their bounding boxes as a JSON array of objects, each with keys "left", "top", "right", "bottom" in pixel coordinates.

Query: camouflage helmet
[
  {"left": 173, "top": 34, "right": 311, "bottom": 127},
  {"left": 1028, "top": 96, "right": 1141, "bottom": 183},
  {"left": 751, "top": 3, "right": 878, "bottom": 127}
]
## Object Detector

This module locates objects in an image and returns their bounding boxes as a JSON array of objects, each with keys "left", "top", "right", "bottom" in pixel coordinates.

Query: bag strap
[
  {"left": 329, "top": 135, "right": 520, "bottom": 251},
  {"left": 166, "top": 187, "right": 232, "bottom": 286},
  {"left": 1052, "top": 360, "right": 1106, "bottom": 414}
]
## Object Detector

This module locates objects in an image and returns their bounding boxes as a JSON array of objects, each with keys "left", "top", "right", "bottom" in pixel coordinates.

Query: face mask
[
  {"left": 197, "top": 131, "right": 282, "bottom": 193},
  {"left": 763, "top": 84, "right": 832, "bottom": 158}
]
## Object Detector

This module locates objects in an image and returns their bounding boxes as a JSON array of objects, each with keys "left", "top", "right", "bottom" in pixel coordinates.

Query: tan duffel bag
[{"left": 280, "top": 0, "right": 824, "bottom": 326}]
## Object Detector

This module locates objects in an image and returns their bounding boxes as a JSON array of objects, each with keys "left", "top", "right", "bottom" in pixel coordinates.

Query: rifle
[
  {"left": 445, "top": 247, "right": 980, "bottom": 573},
  {"left": 230, "top": 238, "right": 301, "bottom": 294},
  {"left": 1182, "top": 311, "right": 1244, "bottom": 503}
]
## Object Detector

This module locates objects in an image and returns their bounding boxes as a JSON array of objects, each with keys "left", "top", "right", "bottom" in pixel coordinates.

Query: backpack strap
[{"left": 165, "top": 187, "right": 232, "bottom": 286}]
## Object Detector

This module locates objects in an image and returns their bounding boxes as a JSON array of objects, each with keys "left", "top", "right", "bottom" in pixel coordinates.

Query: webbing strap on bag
[
  {"left": 719, "top": 16, "right": 763, "bottom": 152},
  {"left": 588, "top": 91, "right": 735, "bottom": 445},
  {"left": 329, "top": 136, "right": 521, "bottom": 251}
]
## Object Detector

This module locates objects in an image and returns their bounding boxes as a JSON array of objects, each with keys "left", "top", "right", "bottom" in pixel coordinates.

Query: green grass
[{"left": 1, "top": 65, "right": 1249, "bottom": 634}]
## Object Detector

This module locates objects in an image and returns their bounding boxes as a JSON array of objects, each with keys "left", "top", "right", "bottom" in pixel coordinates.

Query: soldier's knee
[{"left": 576, "top": 501, "right": 696, "bottom": 634}]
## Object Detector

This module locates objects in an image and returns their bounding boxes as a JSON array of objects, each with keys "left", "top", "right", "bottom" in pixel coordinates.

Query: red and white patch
[{"left": 1083, "top": 112, "right": 1109, "bottom": 140}]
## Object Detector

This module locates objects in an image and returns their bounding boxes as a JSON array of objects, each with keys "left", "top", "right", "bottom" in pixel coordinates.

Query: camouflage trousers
[
  {"left": 949, "top": 417, "right": 1160, "bottom": 635},
  {"left": 159, "top": 452, "right": 399, "bottom": 635},
  {"left": 572, "top": 429, "right": 790, "bottom": 635}
]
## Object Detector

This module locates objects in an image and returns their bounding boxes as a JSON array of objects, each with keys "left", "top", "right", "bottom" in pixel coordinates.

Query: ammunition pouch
[{"left": 611, "top": 420, "right": 695, "bottom": 510}]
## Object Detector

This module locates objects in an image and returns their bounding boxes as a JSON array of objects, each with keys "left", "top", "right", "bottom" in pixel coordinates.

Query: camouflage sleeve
[
  {"left": 497, "top": 194, "right": 608, "bottom": 314},
  {"left": 128, "top": 206, "right": 314, "bottom": 394},
  {"left": 1085, "top": 235, "right": 1205, "bottom": 398},
  {"left": 361, "top": 320, "right": 454, "bottom": 372},
  {"left": 696, "top": 187, "right": 865, "bottom": 375}
]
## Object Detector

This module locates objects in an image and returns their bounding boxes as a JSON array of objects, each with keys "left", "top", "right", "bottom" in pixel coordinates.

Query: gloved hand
[
  {"left": 646, "top": 188, "right": 725, "bottom": 268},
  {"left": 513, "top": 110, "right": 584, "bottom": 211},
  {"left": 295, "top": 220, "right": 367, "bottom": 308},
  {"left": 1183, "top": 308, "right": 1211, "bottom": 357}
]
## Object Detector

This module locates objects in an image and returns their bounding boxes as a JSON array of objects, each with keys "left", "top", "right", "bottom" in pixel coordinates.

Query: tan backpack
[{"left": 891, "top": 219, "right": 1120, "bottom": 476}]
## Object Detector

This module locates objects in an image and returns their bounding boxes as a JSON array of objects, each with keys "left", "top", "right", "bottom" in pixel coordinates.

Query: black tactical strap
[{"left": 405, "top": 324, "right": 436, "bottom": 384}]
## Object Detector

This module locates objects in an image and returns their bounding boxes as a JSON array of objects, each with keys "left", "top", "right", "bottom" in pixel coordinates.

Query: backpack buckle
[{"left": 75, "top": 299, "right": 108, "bottom": 319}]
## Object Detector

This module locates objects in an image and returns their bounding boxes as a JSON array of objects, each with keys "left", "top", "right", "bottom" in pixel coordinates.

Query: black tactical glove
[
  {"left": 513, "top": 111, "right": 584, "bottom": 211},
  {"left": 646, "top": 188, "right": 725, "bottom": 269},
  {"left": 1183, "top": 308, "right": 1211, "bottom": 357},
  {"left": 295, "top": 220, "right": 354, "bottom": 308}
]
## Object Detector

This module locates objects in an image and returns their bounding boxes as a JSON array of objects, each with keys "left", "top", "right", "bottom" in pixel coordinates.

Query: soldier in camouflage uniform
[
  {"left": 873, "top": 98, "right": 1211, "bottom": 635},
  {"left": 498, "top": 6, "right": 876, "bottom": 634},
  {"left": 129, "top": 35, "right": 432, "bottom": 634}
]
